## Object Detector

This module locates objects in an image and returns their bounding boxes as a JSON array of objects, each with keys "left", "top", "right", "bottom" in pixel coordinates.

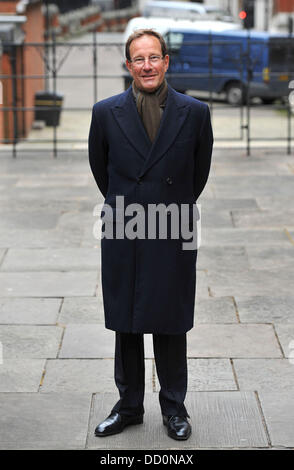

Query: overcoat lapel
[
  {"left": 111, "top": 84, "right": 191, "bottom": 174},
  {"left": 111, "top": 87, "right": 152, "bottom": 160}
]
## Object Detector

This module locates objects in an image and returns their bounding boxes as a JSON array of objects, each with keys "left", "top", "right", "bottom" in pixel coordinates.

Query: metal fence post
[
  {"left": 10, "top": 44, "right": 18, "bottom": 158},
  {"left": 287, "top": 36, "right": 292, "bottom": 155},
  {"left": 52, "top": 30, "right": 57, "bottom": 158},
  {"left": 208, "top": 31, "right": 213, "bottom": 118},
  {"left": 93, "top": 29, "right": 97, "bottom": 104},
  {"left": 0, "top": 37, "right": 292, "bottom": 157},
  {"left": 245, "top": 30, "right": 251, "bottom": 157}
]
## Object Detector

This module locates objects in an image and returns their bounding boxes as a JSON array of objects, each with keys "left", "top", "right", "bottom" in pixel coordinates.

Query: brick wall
[
  {"left": 21, "top": 1, "right": 45, "bottom": 135},
  {"left": 0, "top": 0, "right": 44, "bottom": 142},
  {"left": 274, "top": 0, "right": 294, "bottom": 13}
]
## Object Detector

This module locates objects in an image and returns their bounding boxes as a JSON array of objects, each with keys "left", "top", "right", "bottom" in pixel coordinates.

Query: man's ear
[{"left": 164, "top": 54, "right": 170, "bottom": 72}]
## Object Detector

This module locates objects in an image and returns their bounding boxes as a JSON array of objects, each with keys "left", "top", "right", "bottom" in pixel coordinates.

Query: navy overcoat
[{"left": 88, "top": 84, "right": 213, "bottom": 334}]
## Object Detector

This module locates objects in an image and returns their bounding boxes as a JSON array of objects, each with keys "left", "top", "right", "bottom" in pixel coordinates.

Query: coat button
[
  {"left": 137, "top": 177, "right": 142, "bottom": 184},
  {"left": 166, "top": 177, "right": 173, "bottom": 185}
]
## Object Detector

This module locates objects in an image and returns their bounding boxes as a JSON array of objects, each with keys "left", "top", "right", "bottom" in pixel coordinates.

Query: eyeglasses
[{"left": 129, "top": 55, "right": 164, "bottom": 66}]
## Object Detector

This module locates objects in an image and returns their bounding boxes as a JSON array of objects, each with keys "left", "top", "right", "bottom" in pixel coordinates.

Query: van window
[
  {"left": 165, "top": 32, "right": 184, "bottom": 54},
  {"left": 269, "top": 38, "right": 294, "bottom": 72}
]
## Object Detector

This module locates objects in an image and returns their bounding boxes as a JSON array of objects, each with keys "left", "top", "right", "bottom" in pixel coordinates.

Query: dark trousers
[{"left": 111, "top": 332, "right": 189, "bottom": 418}]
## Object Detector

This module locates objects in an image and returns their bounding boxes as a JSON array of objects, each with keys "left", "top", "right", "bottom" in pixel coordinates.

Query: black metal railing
[{"left": 0, "top": 31, "right": 293, "bottom": 157}]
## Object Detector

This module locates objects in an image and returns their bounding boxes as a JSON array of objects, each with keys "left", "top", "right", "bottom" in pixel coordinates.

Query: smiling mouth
[{"left": 142, "top": 75, "right": 156, "bottom": 79}]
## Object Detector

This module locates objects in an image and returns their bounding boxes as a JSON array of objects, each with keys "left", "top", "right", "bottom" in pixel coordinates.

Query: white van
[
  {"left": 141, "top": 1, "right": 235, "bottom": 23},
  {"left": 123, "top": 17, "right": 240, "bottom": 45},
  {"left": 142, "top": 1, "right": 207, "bottom": 19}
]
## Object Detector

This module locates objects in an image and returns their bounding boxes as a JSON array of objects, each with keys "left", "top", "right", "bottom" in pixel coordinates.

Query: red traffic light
[{"left": 239, "top": 10, "right": 247, "bottom": 20}]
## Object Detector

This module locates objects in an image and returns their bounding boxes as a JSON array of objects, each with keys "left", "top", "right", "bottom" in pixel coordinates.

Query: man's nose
[{"left": 143, "top": 60, "right": 152, "bottom": 71}]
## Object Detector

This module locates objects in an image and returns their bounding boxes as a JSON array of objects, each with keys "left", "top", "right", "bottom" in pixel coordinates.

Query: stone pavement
[{"left": 0, "top": 147, "right": 294, "bottom": 450}]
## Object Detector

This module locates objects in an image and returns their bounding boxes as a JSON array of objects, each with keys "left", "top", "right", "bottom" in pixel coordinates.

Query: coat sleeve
[
  {"left": 88, "top": 105, "right": 109, "bottom": 198},
  {"left": 193, "top": 104, "right": 213, "bottom": 201}
]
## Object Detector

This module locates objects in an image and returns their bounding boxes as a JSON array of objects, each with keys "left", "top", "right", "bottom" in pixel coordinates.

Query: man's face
[{"left": 126, "top": 34, "right": 169, "bottom": 93}]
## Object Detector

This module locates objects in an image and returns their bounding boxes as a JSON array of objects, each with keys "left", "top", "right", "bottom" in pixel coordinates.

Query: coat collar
[{"left": 111, "top": 83, "right": 191, "bottom": 177}]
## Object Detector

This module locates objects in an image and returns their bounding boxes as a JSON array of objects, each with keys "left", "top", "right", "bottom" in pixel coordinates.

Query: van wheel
[{"left": 226, "top": 82, "right": 245, "bottom": 106}]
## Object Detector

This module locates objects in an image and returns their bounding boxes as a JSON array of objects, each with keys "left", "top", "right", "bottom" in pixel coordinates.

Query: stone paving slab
[
  {"left": 187, "top": 324, "right": 282, "bottom": 358},
  {"left": 154, "top": 359, "right": 237, "bottom": 391},
  {"left": 0, "top": 227, "right": 84, "bottom": 248},
  {"left": 0, "top": 198, "right": 81, "bottom": 213},
  {"left": 0, "top": 359, "right": 45, "bottom": 392},
  {"left": 0, "top": 271, "right": 97, "bottom": 297},
  {"left": 194, "top": 297, "right": 238, "bottom": 323},
  {"left": 258, "top": 392, "right": 294, "bottom": 447},
  {"left": 59, "top": 324, "right": 115, "bottom": 358},
  {"left": 40, "top": 358, "right": 153, "bottom": 393},
  {"left": 273, "top": 324, "right": 294, "bottom": 358},
  {"left": 207, "top": 268, "right": 294, "bottom": 297},
  {"left": 235, "top": 296, "right": 294, "bottom": 323},
  {"left": 0, "top": 210, "right": 59, "bottom": 230},
  {"left": 0, "top": 393, "right": 92, "bottom": 449},
  {"left": 0, "top": 248, "right": 100, "bottom": 271},
  {"left": 15, "top": 175, "right": 91, "bottom": 187},
  {"left": 57, "top": 211, "right": 96, "bottom": 231},
  {"left": 256, "top": 195, "right": 294, "bottom": 211},
  {"left": 211, "top": 160, "right": 291, "bottom": 176},
  {"left": 59, "top": 324, "right": 154, "bottom": 359},
  {"left": 201, "top": 227, "right": 289, "bottom": 246},
  {"left": 0, "top": 325, "right": 63, "bottom": 358},
  {"left": 87, "top": 391, "right": 268, "bottom": 449},
  {"left": 197, "top": 246, "right": 249, "bottom": 271},
  {"left": 233, "top": 359, "right": 294, "bottom": 392},
  {"left": 0, "top": 152, "right": 88, "bottom": 172},
  {"left": 195, "top": 270, "right": 210, "bottom": 299},
  {"left": 0, "top": 298, "right": 61, "bottom": 324},
  {"left": 0, "top": 249, "right": 5, "bottom": 265},
  {"left": 245, "top": 245, "right": 294, "bottom": 270},
  {"left": 232, "top": 210, "right": 294, "bottom": 228},
  {"left": 288, "top": 230, "right": 294, "bottom": 243},
  {"left": 199, "top": 210, "right": 233, "bottom": 228},
  {"left": 58, "top": 297, "right": 104, "bottom": 324},
  {"left": 0, "top": 186, "right": 94, "bottom": 203},
  {"left": 58, "top": 323, "right": 284, "bottom": 360},
  {"left": 211, "top": 175, "right": 294, "bottom": 199},
  {"left": 199, "top": 198, "right": 259, "bottom": 211},
  {"left": 211, "top": 148, "right": 292, "bottom": 161}
]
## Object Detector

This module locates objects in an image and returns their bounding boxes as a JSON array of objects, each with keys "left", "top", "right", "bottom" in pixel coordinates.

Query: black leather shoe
[
  {"left": 163, "top": 415, "right": 192, "bottom": 440},
  {"left": 94, "top": 411, "right": 143, "bottom": 437}
]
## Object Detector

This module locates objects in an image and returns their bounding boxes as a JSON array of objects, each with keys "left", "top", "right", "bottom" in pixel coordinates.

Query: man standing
[{"left": 88, "top": 29, "right": 213, "bottom": 441}]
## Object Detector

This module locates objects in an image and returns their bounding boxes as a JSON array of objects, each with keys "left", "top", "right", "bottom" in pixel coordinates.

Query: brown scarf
[{"left": 132, "top": 79, "right": 168, "bottom": 143}]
